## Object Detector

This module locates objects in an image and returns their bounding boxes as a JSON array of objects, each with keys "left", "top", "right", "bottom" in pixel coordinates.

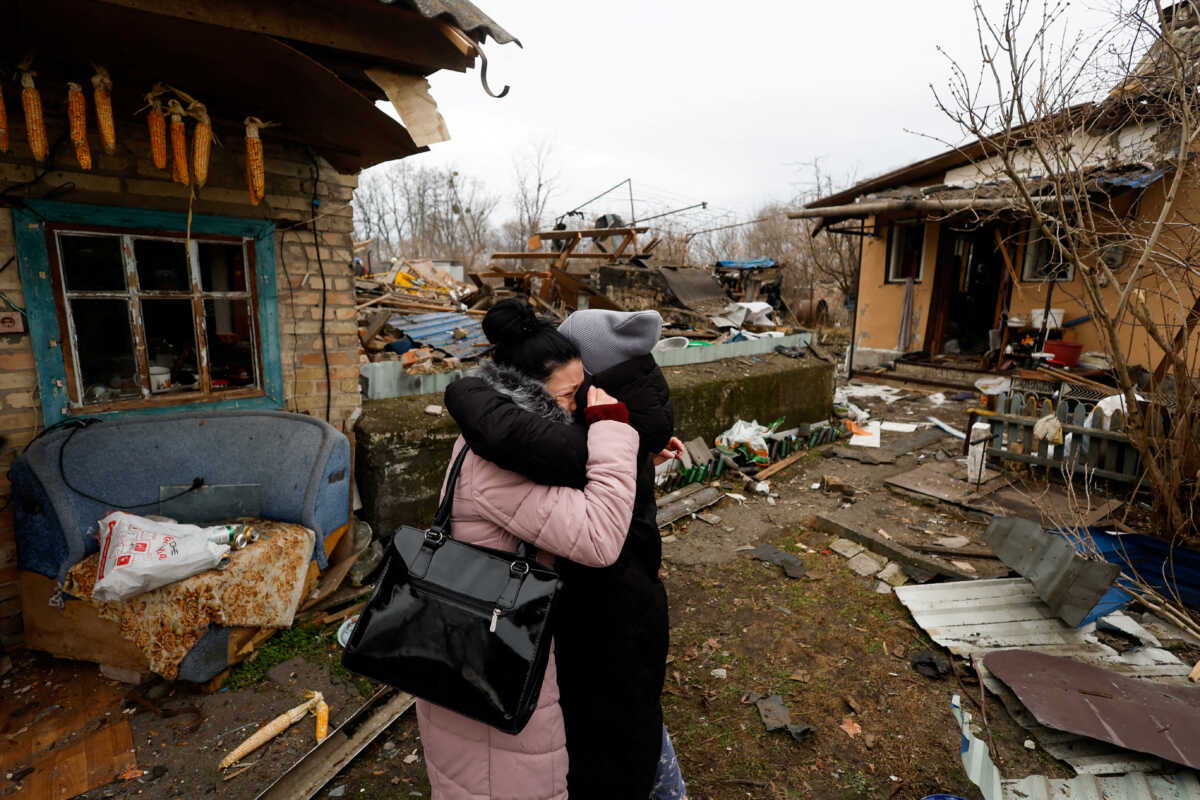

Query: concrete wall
[
  {"left": 356, "top": 354, "right": 834, "bottom": 537},
  {"left": 0, "top": 95, "right": 360, "bottom": 644}
]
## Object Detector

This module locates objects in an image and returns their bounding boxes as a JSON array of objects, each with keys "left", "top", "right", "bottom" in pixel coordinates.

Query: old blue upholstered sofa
[{"left": 10, "top": 410, "right": 351, "bottom": 681}]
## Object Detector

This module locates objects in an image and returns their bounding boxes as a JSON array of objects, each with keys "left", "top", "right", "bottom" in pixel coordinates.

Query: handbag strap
[{"left": 420, "top": 442, "right": 539, "bottom": 563}]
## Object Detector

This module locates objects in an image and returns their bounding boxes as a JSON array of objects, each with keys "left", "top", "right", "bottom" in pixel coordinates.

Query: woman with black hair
[
  {"left": 446, "top": 304, "right": 687, "bottom": 799},
  {"left": 416, "top": 299, "right": 641, "bottom": 800}
]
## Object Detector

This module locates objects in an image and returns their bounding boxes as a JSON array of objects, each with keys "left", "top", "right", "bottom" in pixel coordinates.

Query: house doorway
[{"left": 924, "top": 222, "right": 1010, "bottom": 357}]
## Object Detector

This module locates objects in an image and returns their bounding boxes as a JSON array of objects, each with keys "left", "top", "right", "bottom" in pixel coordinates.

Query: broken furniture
[{"left": 11, "top": 410, "right": 351, "bottom": 682}]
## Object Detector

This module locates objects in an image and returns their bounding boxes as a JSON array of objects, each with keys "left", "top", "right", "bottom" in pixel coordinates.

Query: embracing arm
[
  {"left": 471, "top": 420, "right": 639, "bottom": 566},
  {"left": 444, "top": 377, "right": 588, "bottom": 488}
]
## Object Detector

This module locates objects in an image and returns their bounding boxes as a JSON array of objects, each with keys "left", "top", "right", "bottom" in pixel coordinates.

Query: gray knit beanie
[{"left": 557, "top": 310, "right": 662, "bottom": 375}]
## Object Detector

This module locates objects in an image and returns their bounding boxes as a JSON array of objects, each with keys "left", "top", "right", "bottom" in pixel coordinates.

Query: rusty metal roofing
[
  {"left": 389, "top": 311, "right": 489, "bottom": 360},
  {"left": 952, "top": 694, "right": 1200, "bottom": 800},
  {"left": 400, "top": 0, "right": 520, "bottom": 45},
  {"left": 895, "top": 577, "right": 1192, "bottom": 775},
  {"left": 985, "top": 650, "right": 1200, "bottom": 771}
]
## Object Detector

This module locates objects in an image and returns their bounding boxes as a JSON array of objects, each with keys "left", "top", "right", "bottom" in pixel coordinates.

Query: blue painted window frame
[{"left": 14, "top": 200, "right": 284, "bottom": 426}]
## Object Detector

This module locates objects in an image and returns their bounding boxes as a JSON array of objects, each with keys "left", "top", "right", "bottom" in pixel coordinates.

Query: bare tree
[
  {"left": 352, "top": 162, "right": 500, "bottom": 272},
  {"left": 936, "top": 0, "right": 1199, "bottom": 551},
  {"left": 512, "top": 140, "right": 558, "bottom": 243},
  {"left": 790, "top": 161, "right": 861, "bottom": 302}
]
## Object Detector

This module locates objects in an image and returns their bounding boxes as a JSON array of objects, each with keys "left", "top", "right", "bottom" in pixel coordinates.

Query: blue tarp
[
  {"left": 714, "top": 258, "right": 776, "bottom": 270},
  {"left": 1058, "top": 526, "right": 1200, "bottom": 626}
]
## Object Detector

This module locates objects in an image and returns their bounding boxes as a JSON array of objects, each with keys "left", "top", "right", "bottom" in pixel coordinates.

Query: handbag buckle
[
  {"left": 509, "top": 560, "right": 530, "bottom": 577},
  {"left": 424, "top": 529, "right": 445, "bottom": 547}
]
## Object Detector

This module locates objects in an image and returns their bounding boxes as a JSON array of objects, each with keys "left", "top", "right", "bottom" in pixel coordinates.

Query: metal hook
[{"left": 477, "top": 44, "right": 509, "bottom": 99}]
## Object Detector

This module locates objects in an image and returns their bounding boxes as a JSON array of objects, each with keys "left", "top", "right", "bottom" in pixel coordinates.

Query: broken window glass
[
  {"left": 205, "top": 299, "right": 257, "bottom": 390},
  {"left": 70, "top": 298, "right": 140, "bottom": 403},
  {"left": 887, "top": 221, "right": 925, "bottom": 282},
  {"left": 54, "top": 229, "right": 260, "bottom": 408}
]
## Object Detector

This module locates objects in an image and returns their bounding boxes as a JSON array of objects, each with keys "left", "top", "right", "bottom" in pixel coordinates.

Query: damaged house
[
  {"left": 0, "top": 0, "right": 516, "bottom": 684},
  {"left": 792, "top": 16, "right": 1200, "bottom": 385}
]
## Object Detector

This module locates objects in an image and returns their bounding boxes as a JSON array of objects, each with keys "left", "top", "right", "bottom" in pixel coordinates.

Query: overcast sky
[{"left": 377, "top": 0, "right": 1119, "bottom": 232}]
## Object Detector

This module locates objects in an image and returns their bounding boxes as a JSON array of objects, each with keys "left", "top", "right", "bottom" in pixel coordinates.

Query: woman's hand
[
  {"left": 653, "top": 436, "right": 686, "bottom": 466},
  {"left": 586, "top": 386, "right": 619, "bottom": 408}
]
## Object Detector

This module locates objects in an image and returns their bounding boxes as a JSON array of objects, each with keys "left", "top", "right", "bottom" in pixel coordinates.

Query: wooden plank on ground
[
  {"left": 301, "top": 551, "right": 361, "bottom": 611},
  {"left": 754, "top": 449, "right": 807, "bottom": 481},
  {"left": 656, "top": 487, "right": 724, "bottom": 528},
  {"left": 255, "top": 688, "right": 415, "bottom": 800},
  {"left": 19, "top": 722, "right": 135, "bottom": 800},
  {"left": 812, "top": 514, "right": 977, "bottom": 581},
  {"left": 18, "top": 572, "right": 148, "bottom": 671}
]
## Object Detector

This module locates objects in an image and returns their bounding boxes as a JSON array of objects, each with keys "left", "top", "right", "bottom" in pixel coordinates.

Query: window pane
[
  {"left": 59, "top": 235, "right": 125, "bottom": 292},
  {"left": 134, "top": 239, "right": 191, "bottom": 292},
  {"left": 142, "top": 299, "right": 200, "bottom": 393},
  {"left": 206, "top": 299, "right": 256, "bottom": 390},
  {"left": 198, "top": 242, "right": 248, "bottom": 292},
  {"left": 889, "top": 224, "right": 924, "bottom": 281},
  {"left": 70, "top": 298, "right": 140, "bottom": 403}
]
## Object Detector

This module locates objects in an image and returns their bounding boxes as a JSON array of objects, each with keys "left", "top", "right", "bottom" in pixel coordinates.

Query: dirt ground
[{"left": 4, "top": 382, "right": 1110, "bottom": 800}]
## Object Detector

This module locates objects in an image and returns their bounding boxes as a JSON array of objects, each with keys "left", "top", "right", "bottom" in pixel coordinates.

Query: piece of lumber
[
  {"left": 318, "top": 601, "right": 366, "bottom": 627},
  {"left": 535, "top": 226, "right": 649, "bottom": 240},
  {"left": 301, "top": 550, "right": 362, "bottom": 611},
  {"left": 18, "top": 571, "right": 149, "bottom": 672},
  {"left": 490, "top": 251, "right": 652, "bottom": 261},
  {"left": 812, "top": 515, "right": 977, "bottom": 581},
  {"left": 656, "top": 482, "right": 708, "bottom": 508},
  {"left": 905, "top": 542, "right": 1000, "bottom": 559},
  {"left": 20, "top": 721, "right": 136, "bottom": 800},
  {"left": 656, "top": 487, "right": 724, "bottom": 528},
  {"left": 754, "top": 449, "right": 808, "bottom": 481},
  {"left": 255, "top": 688, "right": 416, "bottom": 800},
  {"left": 360, "top": 310, "right": 393, "bottom": 346},
  {"left": 1190, "top": 660, "right": 1200, "bottom": 683}
]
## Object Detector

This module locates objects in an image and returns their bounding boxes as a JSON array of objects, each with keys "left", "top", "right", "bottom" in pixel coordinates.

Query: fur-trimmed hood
[{"left": 468, "top": 361, "right": 573, "bottom": 425}]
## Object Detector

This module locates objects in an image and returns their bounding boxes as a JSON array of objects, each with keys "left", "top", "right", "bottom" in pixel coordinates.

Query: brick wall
[{"left": 0, "top": 103, "right": 361, "bottom": 646}]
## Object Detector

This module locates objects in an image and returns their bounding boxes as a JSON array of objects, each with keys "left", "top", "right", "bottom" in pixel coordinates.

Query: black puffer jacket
[{"left": 444, "top": 354, "right": 672, "bottom": 799}]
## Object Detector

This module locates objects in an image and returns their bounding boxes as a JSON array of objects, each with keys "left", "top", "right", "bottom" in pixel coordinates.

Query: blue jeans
[{"left": 652, "top": 725, "right": 687, "bottom": 799}]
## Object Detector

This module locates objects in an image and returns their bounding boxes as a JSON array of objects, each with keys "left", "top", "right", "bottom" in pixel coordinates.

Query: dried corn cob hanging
[
  {"left": 166, "top": 99, "right": 188, "bottom": 185},
  {"left": 67, "top": 82, "right": 92, "bottom": 171},
  {"left": 19, "top": 67, "right": 47, "bottom": 163},
  {"left": 0, "top": 83, "right": 9, "bottom": 153},
  {"left": 91, "top": 66, "right": 115, "bottom": 156},
  {"left": 244, "top": 116, "right": 266, "bottom": 205},
  {"left": 145, "top": 86, "right": 167, "bottom": 170},
  {"left": 189, "top": 102, "right": 211, "bottom": 188}
]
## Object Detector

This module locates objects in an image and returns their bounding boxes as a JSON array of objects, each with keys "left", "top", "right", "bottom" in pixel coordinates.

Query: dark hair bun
[
  {"left": 482, "top": 298, "right": 543, "bottom": 348},
  {"left": 480, "top": 298, "right": 581, "bottom": 380}
]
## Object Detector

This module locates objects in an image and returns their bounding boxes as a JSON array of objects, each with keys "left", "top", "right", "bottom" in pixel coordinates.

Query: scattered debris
[
  {"left": 423, "top": 404, "right": 444, "bottom": 416},
  {"left": 748, "top": 544, "right": 806, "bottom": 578},
  {"left": 814, "top": 515, "right": 966, "bottom": 581},
  {"left": 711, "top": 668, "right": 727, "bottom": 679},
  {"left": 838, "top": 717, "right": 862, "bottom": 738},
  {"left": 910, "top": 650, "right": 952, "bottom": 679},
  {"left": 746, "top": 692, "right": 812, "bottom": 743},
  {"left": 656, "top": 484, "right": 724, "bottom": 528},
  {"left": 847, "top": 551, "right": 888, "bottom": 577},
  {"left": 220, "top": 691, "right": 325, "bottom": 769},
  {"left": 983, "top": 517, "right": 1122, "bottom": 626},
  {"left": 985, "top": 649, "right": 1200, "bottom": 770}
]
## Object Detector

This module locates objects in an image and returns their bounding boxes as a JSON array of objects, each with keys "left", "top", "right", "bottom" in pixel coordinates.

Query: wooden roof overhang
[{"left": 1, "top": 0, "right": 514, "bottom": 172}]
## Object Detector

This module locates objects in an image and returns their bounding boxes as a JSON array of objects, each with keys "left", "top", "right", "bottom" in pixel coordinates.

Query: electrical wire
[
  {"left": 277, "top": 229, "right": 301, "bottom": 412},
  {"left": 308, "top": 150, "right": 332, "bottom": 423},
  {"left": 56, "top": 420, "right": 205, "bottom": 509}
]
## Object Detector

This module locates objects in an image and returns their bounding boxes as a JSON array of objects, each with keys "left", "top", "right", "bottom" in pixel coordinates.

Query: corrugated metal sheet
[
  {"left": 389, "top": 311, "right": 489, "bottom": 360},
  {"left": 714, "top": 258, "right": 777, "bottom": 270},
  {"left": 401, "top": 0, "right": 519, "bottom": 45},
  {"left": 896, "top": 578, "right": 1191, "bottom": 775},
  {"left": 952, "top": 694, "right": 1200, "bottom": 800}
]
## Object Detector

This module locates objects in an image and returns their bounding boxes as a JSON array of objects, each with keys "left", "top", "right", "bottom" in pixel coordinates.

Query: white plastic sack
[
  {"left": 716, "top": 419, "right": 772, "bottom": 463},
  {"left": 93, "top": 511, "right": 232, "bottom": 602}
]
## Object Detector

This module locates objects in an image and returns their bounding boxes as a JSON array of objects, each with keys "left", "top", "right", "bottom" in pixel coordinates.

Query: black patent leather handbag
[{"left": 342, "top": 445, "right": 562, "bottom": 734}]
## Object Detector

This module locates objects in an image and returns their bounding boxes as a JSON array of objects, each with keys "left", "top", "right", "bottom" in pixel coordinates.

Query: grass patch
[{"left": 225, "top": 624, "right": 376, "bottom": 698}]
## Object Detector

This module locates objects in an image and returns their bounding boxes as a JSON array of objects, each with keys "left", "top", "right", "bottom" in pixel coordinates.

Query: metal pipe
[{"left": 787, "top": 195, "right": 1072, "bottom": 220}]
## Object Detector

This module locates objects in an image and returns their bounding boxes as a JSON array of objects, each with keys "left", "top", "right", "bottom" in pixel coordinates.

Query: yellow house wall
[{"left": 851, "top": 173, "right": 1199, "bottom": 373}]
